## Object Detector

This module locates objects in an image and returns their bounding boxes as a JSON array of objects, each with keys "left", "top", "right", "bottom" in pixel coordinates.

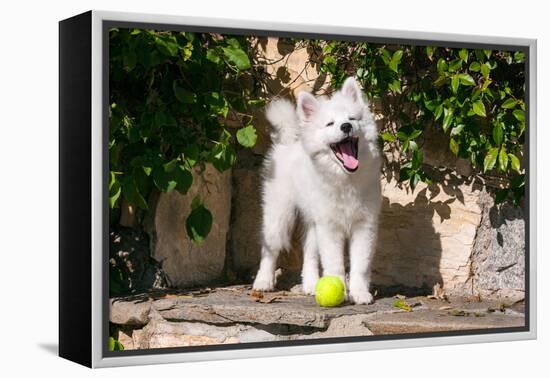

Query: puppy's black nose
[{"left": 340, "top": 122, "right": 352, "bottom": 134}]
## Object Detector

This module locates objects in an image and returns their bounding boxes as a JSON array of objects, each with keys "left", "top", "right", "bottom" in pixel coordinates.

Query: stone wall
[
  {"left": 372, "top": 176, "right": 482, "bottom": 295},
  {"left": 467, "top": 191, "right": 525, "bottom": 302},
  {"left": 144, "top": 165, "right": 231, "bottom": 288},
  {"left": 131, "top": 37, "right": 525, "bottom": 301}
]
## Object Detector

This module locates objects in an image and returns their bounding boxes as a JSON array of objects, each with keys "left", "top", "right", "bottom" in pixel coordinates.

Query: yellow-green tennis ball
[{"left": 315, "top": 276, "right": 345, "bottom": 307}]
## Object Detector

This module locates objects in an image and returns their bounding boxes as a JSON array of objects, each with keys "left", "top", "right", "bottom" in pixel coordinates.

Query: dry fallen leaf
[
  {"left": 191, "top": 288, "right": 214, "bottom": 297},
  {"left": 249, "top": 290, "right": 264, "bottom": 300},
  {"left": 249, "top": 290, "right": 283, "bottom": 304},
  {"left": 393, "top": 299, "right": 413, "bottom": 312},
  {"left": 258, "top": 295, "right": 283, "bottom": 304},
  {"left": 448, "top": 309, "right": 486, "bottom": 317},
  {"left": 427, "top": 283, "right": 448, "bottom": 301},
  {"left": 449, "top": 309, "right": 467, "bottom": 316}
]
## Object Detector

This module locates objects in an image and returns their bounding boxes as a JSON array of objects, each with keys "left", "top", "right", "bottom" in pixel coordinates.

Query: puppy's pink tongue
[{"left": 339, "top": 141, "right": 359, "bottom": 170}]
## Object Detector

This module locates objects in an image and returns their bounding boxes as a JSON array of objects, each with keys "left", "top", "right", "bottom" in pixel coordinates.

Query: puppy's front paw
[
  {"left": 252, "top": 274, "right": 276, "bottom": 291},
  {"left": 349, "top": 288, "right": 374, "bottom": 305},
  {"left": 302, "top": 279, "right": 318, "bottom": 296}
]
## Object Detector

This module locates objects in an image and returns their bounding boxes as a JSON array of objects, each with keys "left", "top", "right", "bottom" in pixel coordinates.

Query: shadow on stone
[{"left": 371, "top": 188, "right": 444, "bottom": 296}]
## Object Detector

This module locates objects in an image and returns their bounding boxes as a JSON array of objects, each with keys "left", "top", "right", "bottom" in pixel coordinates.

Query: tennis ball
[{"left": 315, "top": 276, "right": 345, "bottom": 307}]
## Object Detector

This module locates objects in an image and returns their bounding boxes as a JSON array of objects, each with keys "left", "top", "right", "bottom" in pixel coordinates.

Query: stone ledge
[
  {"left": 111, "top": 286, "right": 405, "bottom": 328},
  {"left": 110, "top": 285, "right": 525, "bottom": 350}
]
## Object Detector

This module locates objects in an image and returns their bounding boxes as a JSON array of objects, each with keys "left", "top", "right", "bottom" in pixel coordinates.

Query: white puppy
[{"left": 252, "top": 77, "right": 382, "bottom": 305}]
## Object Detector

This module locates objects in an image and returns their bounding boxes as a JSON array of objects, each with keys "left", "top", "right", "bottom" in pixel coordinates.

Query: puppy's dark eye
[
  {"left": 326, "top": 121, "right": 334, "bottom": 127},
  {"left": 349, "top": 116, "right": 361, "bottom": 121}
]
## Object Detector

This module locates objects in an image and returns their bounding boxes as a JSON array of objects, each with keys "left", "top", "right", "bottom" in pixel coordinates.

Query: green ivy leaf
[
  {"left": 174, "top": 166, "right": 193, "bottom": 194},
  {"left": 389, "top": 50, "right": 403, "bottom": 72},
  {"left": 409, "top": 129, "right": 423, "bottom": 139},
  {"left": 184, "top": 145, "right": 199, "bottom": 167},
  {"left": 153, "top": 166, "right": 177, "bottom": 193},
  {"left": 448, "top": 59, "right": 463, "bottom": 72},
  {"left": 163, "top": 158, "right": 178, "bottom": 172},
  {"left": 442, "top": 108, "right": 453, "bottom": 132},
  {"left": 226, "top": 38, "right": 241, "bottom": 49},
  {"left": 481, "top": 78, "right": 492, "bottom": 92},
  {"left": 109, "top": 173, "right": 122, "bottom": 209},
  {"left": 186, "top": 199, "right": 213, "bottom": 245},
  {"left": 450, "top": 124, "right": 465, "bottom": 137},
  {"left": 388, "top": 79, "right": 402, "bottom": 93},
  {"left": 248, "top": 99, "right": 267, "bottom": 107},
  {"left": 155, "top": 37, "right": 178, "bottom": 57},
  {"left": 451, "top": 74, "right": 460, "bottom": 94},
  {"left": 122, "top": 179, "right": 148, "bottom": 210},
  {"left": 498, "top": 147, "right": 509, "bottom": 171},
  {"left": 380, "top": 132, "right": 396, "bottom": 142},
  {"left": 222, "top": 45, "right": 251, "bottom": 70},
  {"left": 236, "top": 125, "right": 258, "bottom": 148},
  {"left": 483, "top": 147, "right": 499, "bottom": 172},
  {"left": 208, "top": 92, "right": 229, "bottom": 117},
  {"left": 509, "top": 153, "right": 521, "bottom": 174},
  {"left": 512, "top": 109, "right": 525, "bottom": 121},
  {"left": 142, "top": 166, "right": 152, "bottom": 176},
  {"left": 426, "top": 46, "right": 435, "bottom": 60},
  {"left": 396, "top": 130, "right": 409, "bottom": 142},
  {"left": 449, "top": 138, "right": 459, "bottom": 155},
  {"left": 399, "top": 162, "right": 413, "bottom": 181},
  {"left": 210, "top": 143, "right": 237, "bottom": 172},
  {"left": 472, "top": 100, "right": 486, "bottom": 117},
  {"left": 480, "top": 63, "right": 491, "bottom": 78},
  {"left": 469, "top": 62, "right": 481, "bottom": 72},
  {"left": 514, "top": 51, "right": 525, "bottom": 63},
  {"left": 458, "top": 73, "right": 476, "bottom": 86},
  {"left": 437, "top": 58, "right": 448, "bottom": 74},
  {"left": 410, "top": 173, "right": 421, "bottom": 191},
  {"left": 412, "top": 149, "right": 423, "bottom": 169},
  {"left": 492, "top": 122, "right": 504, "bottom": 145},
  {"left": 206, "top": 49, "right": 221, "bottom": 64},
  {"left": 501, "top": 98, "right": 518, "bottom": 109},
  {"left": 458, "top": 49, "right": 469, "bottom": 62},
  {"left": 181, "top": 41, "right": 193, "bottom": 61},
  {"left": 424, "top": 98, "right": 439, "bottom": 113}
]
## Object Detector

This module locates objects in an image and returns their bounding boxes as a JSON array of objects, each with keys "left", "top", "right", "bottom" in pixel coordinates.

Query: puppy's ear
[
  {"left": 341, "top": 77, "right": 364, "bottom": 103},
  {"left": 297, "top": 91, "right": 319, "bottom": 122}
]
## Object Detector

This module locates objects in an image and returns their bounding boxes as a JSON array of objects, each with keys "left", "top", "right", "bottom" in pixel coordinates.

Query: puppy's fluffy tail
[{"left": 265, "top": 99, "right": 299, "bottom": 145}]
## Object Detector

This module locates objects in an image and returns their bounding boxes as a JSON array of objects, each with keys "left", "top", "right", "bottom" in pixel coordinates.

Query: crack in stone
[{"left": 496, "top": 262, "right": 517, "bottom": 273}]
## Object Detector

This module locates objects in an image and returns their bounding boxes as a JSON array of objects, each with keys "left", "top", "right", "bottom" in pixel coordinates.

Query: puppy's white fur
[{"left": 253, "top": 77, "right": 382, "bottom": 304}]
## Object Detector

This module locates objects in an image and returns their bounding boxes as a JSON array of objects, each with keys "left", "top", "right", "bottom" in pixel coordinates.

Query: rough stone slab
[
  {"left": 118, "top": 313, "right": 375, "bottom": 350},
  {"left": 111, "top": 286, "right": 525, "bottom": 349},
  {"left": 110, "top": 286, "right": 524, "bottom": 330},
  {"left": 112, "top": 287, "right": 396, "bottom": 328},
  {"left": 365, "top": 310, "right": 524, "bottom": 334},
  {"left": 110, "top": 298, "right": 152, "bottom": 326}
]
